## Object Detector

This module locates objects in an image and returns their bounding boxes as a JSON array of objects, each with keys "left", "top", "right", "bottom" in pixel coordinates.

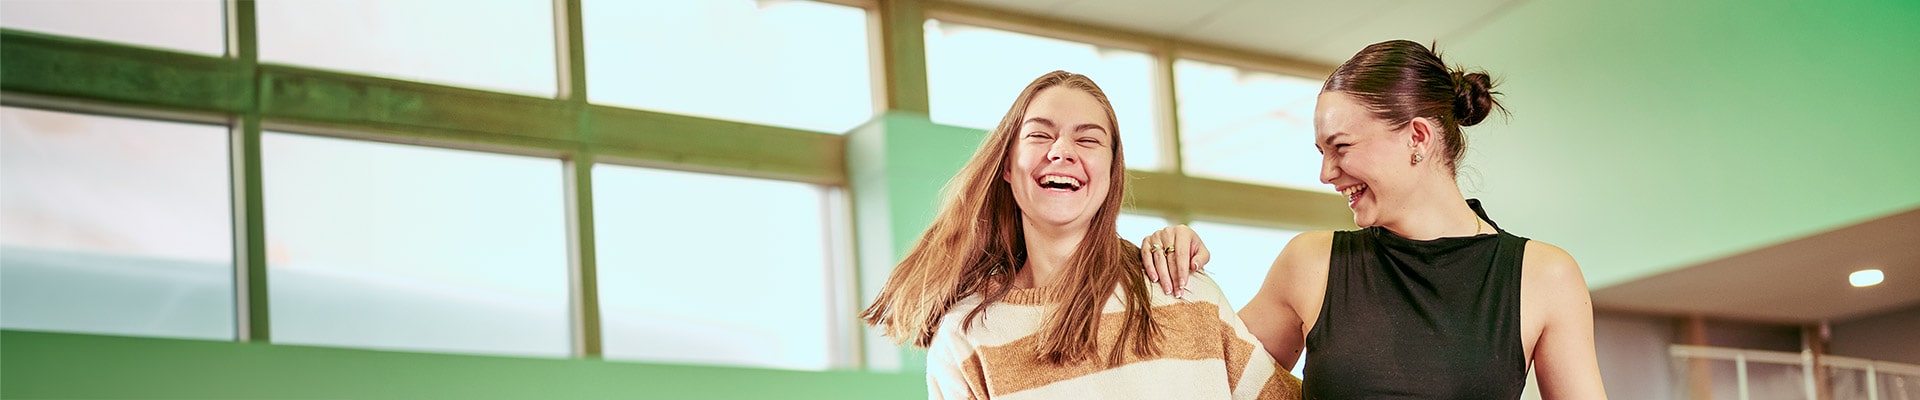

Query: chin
[
  {"left": 1029, "top": 212, "right": 1086, "bottom": 228},
  {"left": 1350, "top": 211, "right": 1379, "bottom": 228}
]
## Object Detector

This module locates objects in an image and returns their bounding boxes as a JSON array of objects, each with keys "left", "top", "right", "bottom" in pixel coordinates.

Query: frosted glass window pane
[
  {"left": 0, "top": 107, "right": 233, "bottom": 340},
  {"left": 594, "top": 165, "right": 833, "bottom": 370},
  {"left": 1878, "top": 372, "right": 1920, "bottom": 399},
  {"left": 1745, "top": 363, "right": 1810, "bottom": 400},
  {"left": 257, "top": 0, "right": 556, "bottom": 96},
  {"left": 1826, "top": 367, "right": 1871, "bottom": 400},
  {"left": 263, "top": 132, "right": 569, "bottom": 357},
  {"left": 584, "top": 0, "right": 872, "bottom": 133},
  {"left": 1176, "top": 59, "right": 1326, "bottom": 190},
  {"left": 0, "top": 0, "right": 224, "bottom": 55},
  {"left": 925, "top": 20, "right": 1162, "bottom": 170},
  {"left": 1186, "top": 221, "right": 1301, "bottom": 309}
]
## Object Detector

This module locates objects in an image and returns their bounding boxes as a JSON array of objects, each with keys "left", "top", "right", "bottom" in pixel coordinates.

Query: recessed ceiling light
[{"left": 1850, "top": 269, "right": 1884, "bottom": 288}]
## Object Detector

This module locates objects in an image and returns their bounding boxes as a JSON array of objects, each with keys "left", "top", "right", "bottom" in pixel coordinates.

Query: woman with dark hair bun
[{"left": 1141, "top": 40, "right": 1607, "bottom": 398}]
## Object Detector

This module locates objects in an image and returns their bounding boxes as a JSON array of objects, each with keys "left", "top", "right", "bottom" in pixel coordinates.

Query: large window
[
  {"left": 924, "top": 20, "right": 1163, "bottom": 170},
  {"left": 0, "top": 0, "right": 1345, "bottom": 375},
  {"left": 0, "top": 0, "right": 224, "bottom": 55},
  {"left": 584, "top": 0, "right": 873, "bottom": 133},
  {"left": 593, "top": 165, "right": 839, "bottom": 370},
  {"left": 0, "top": 107, "right": 234, "bottom": 340},
  {"left": 262, "top": 133, "right": 571, "bottom": 357},
  {"left": 1176, "top": 59, "right": 1326, "bottom": 190},
  {"left": 256, "top": 0, "right": 558, "bottom": 96}
]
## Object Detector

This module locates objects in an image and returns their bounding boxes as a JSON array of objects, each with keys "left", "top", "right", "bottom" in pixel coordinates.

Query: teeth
[
  {"left": 1342, "top": 185, "right": 1368, "bottom": 199},
  {"left": 1040, "top": 175, "right": 1082, "bottom": 188}
]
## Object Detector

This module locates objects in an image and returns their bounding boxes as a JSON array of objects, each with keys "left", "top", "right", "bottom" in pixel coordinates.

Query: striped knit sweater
[{"left": 925, "top": 274, "right": 1303, "bottom": 399}]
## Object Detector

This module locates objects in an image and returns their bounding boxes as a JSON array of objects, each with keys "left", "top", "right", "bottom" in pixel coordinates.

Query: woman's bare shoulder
[{"left": 1271, "top": 231, "right": 1335, "bottom": 279}]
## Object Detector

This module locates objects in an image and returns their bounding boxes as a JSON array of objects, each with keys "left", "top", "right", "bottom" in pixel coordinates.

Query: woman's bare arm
[{"left": 1524, "top": 241, "right": 1608, "bottom": 400}]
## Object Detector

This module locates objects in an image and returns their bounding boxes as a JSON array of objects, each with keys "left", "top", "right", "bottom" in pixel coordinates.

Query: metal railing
[{"left": 1671, "top": 344, "right": 1920, "bottom": 400}]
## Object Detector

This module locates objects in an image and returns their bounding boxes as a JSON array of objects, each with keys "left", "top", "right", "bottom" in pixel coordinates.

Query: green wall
[
  {"left": 1447, "top": 0, "right": 1920, "bottom": 287},
  {"left": 0, "top": 330, "right": 923, "bottom": 399},
  {"left": 849, "top": 111, "right": 986, "bottom": 370}
]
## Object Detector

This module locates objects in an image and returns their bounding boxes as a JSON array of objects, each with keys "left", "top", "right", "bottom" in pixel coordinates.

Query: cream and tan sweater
[{"left": 925, "top": 274, "right": 1303, "bottom": 399}]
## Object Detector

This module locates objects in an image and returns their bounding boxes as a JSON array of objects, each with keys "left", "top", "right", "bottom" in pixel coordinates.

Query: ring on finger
[{"left": 1162, "top": 245, "right": 1177, "bottom": 254}]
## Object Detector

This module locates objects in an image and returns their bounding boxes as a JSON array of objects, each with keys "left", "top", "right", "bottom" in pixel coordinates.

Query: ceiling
[
  {"left": 1592, "top": 208, "right": 1920, "bottom": 324},
  {"left": 938, "top": 0, "right": 1528, "bottom": 67}
]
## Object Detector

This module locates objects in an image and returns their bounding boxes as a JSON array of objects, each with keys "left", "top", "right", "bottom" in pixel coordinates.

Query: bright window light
[
  {"left": 584, "top": 0, "right": 874, "bottom": 133},
  {"left": 593, "top": 165, "right": 837, "bottom": 370},
  {"left": 0, "top": 106, "right": 234, "bottom": 340},
  {"left": 1185, "top": 221, "right": 1303, "bottom": 309},
  {"left": 1116, "top": 213, "right": 1169, "bottom": 244},
  {"left": 257, "top": 0, "right": 558, "bottom": 96},
  {"left": 263, "top": 132, "right": 571, "bottom": 358},
  {"left": 924, "top": 19, "right": 1162, "bottom": 170},
  {"left": 0, "top": 0, "right": 224, "bottom": 55},
  {"left": 1175, "top": 59, "right": 1326, "bottom": 190}
]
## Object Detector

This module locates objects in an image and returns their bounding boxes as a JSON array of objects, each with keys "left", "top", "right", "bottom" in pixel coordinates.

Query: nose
[
  {"left": 1047, "top": 140, "right": 1079, "bottom": 163},
  {"left": 1319, "top": 153, "right": 1339, "bottom": 184}
]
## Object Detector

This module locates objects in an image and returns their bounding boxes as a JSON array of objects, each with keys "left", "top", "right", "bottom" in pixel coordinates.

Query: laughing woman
[
  {"left": 861, "top": 70, "right": 1301, "bottom": 400},
  {"left": 1141, "top": 40, "right": 1607, "bottom": 399}
]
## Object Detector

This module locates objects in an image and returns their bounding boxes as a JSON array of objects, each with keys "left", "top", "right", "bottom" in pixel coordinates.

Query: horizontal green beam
[
  {"left": 258, "top": 65, "right": 577, "bottom": 142},
  {"left": 1129, "top": 171, "right": 1356, "bottom": 231},
  {"left": 0, "top": 29, "right": 251, "bottom": 113},
  {"left": 0, "top": 29, "right": 847, "bottom": 185},
  {"left": 588, "top": 105, "right": 848, "bottom": 185}
]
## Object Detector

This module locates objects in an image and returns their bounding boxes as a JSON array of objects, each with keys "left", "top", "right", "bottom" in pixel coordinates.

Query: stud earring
[{"left": 1412, "top": 153, "right": 1424, "bottom": 164}]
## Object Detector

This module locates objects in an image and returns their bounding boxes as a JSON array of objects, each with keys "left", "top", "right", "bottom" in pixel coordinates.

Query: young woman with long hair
[{"left": 862, "top": 70, "right": 1300, "bottom": 399}]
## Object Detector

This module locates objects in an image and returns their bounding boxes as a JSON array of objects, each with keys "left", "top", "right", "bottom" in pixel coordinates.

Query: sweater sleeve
[
  {"left": 1187, "top": 275, "right": 1303, "bottom": 400},
  {"left": 925, "top": 313, "right": 986, "bottom": 400}
]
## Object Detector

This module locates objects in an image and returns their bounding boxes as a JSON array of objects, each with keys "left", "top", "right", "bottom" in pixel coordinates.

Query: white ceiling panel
[
  {"left": 1300, "top": 0, "right": 1523, "bottom": 65},
  {"left": 1186, "top": 0, "right": 1402, "bottom": 64},
  {"left": 1050, "top": 0, "right": 1245, "bottom": 38}
]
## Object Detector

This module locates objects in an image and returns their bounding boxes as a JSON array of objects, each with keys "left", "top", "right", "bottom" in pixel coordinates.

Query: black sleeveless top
[{"left": 1301, "top": 199, "right": 1529, "bottom": 399}]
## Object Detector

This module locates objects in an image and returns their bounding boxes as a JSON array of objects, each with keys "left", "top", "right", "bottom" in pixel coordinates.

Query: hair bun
[{"left": 1451, "top": 71, "right": 1497, "bottom": 126}]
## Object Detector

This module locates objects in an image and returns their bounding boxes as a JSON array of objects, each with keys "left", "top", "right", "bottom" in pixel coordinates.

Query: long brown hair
[
  {"left": 860, "top": 70, "right": 1158, "bottom": 365},
  {"left": 1324, "top": 40, "right": 1508, "bottom": 175}
]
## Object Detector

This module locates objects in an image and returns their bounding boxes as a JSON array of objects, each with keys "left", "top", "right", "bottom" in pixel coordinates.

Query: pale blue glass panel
[
  {"left": 263, "top": 132, "right": 570, "bottom": 357},
  {"left": 1185, "top": 221, "right": 1301, "bottom": 310},
  {"left": 0, "top": 0, "right": 224, "bottom": 55},
  {"left": 924, "top": 20, "right": 1162, "bottom": 170},
  {"left": 1176, "top": 59, "right": 1327, "bottom": 190},
  {"left": 0, "top": 106, "right": 234, "bottom": 340},
  {"left": 257, "top": 0, "right": 557, "bottom": 96},
  {"left": 584, "top": 0, "right": 873, "bottom": 133},
  {"left": 594, "top": 165, "right": 834, "bottom": 370}
]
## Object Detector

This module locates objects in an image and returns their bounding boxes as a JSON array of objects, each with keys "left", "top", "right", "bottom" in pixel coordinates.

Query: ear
[
  {"left": 1407, "top": 117, "right": 1438, "bottom": 156},
  {"left": 1001, "top": 154, "right": 1015, "bottom": 185}
]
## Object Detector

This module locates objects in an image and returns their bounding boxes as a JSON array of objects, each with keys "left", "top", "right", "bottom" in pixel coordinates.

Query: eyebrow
[
  {"left": 1023, "top": 117, "right": 1108, "bottom": 134},
  {"left": 1319, "top": 132, "right": 1349, "bottom": 146}
]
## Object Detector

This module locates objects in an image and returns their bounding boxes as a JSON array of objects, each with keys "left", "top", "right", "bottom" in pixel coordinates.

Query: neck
[
  {"left": 1380, "top": 180, "right": 1487, "bottom": 241},
  {"left": 1014, "top": 218, "right": 1088, "bottom": 289}
]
